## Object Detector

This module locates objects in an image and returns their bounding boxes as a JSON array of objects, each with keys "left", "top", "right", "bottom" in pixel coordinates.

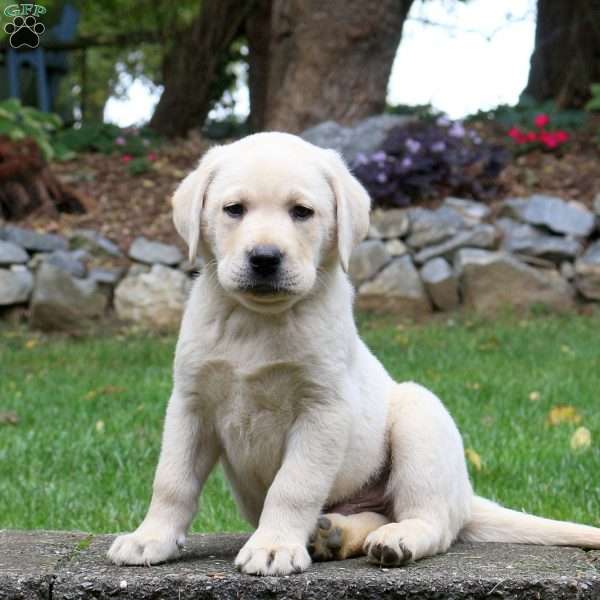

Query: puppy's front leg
[
  {"left": 108, "top": 389, "right": 219, "bottom": 565},
  {"left": 235, "top": 404, "right": 349, "bottom": 576}
]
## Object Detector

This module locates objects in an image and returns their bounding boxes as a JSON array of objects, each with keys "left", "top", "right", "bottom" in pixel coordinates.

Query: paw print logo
[{"left": 5, "top": 15, "right": 45, "bottom": 49}]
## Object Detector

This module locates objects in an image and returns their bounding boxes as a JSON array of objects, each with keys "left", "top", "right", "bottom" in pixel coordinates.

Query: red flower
[
  {"left": 554, "top": 130, "right": 569, "bottom": 143},
  {"left": 534, "top": 114, "right": 550, "bottom": 128},
  {"left": 539, "top": 132, "right": 558, "bottom": 149},
  {"left": 121, "top": 154, "right": 133, "bottom": 164},
  {"left": 508, "top": 127, "right": 529, "bottom": 144},
  {"left": 526, "top": 131, "right": 538, "bottom": 142}
]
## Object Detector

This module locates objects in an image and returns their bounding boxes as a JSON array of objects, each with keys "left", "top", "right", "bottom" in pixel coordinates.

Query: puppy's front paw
[
  {"left": 107, "top": 526, "right": 185, "bottom": 566},
  {"left": 235, "top": 531, "right": 311, "bottom": 575}
]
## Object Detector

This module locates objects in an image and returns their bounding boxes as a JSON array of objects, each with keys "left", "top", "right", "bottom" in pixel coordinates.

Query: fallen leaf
[
  {"left": 465, "top": 382, "right": 481, "bottom": 390},
  {"left": 529, "top": 391, "right": 541, "bottom": 401},
  {"left": 0, "top": 411, "right": 19, "bottom": 425},
  {"left": 547, "top": 405, "right": 582, "bottom": 426},
  {"left": 95, "top": 420, "right": 105, "bottom": 433},
  {"left": 24, "top": 339, "right": 38, "bottom": 349},
  {"left": 570, "top": 427, "right": 592, "bottom": 451},
  {"left": 465, "top": 448, "right": 482, "bottom": 471}
]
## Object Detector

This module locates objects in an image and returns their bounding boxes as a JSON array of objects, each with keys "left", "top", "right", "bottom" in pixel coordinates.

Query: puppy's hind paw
[{"left": 308, "top": 515, "right": 346, "bottom": 561}]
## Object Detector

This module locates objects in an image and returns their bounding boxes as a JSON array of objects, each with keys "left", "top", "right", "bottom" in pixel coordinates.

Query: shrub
[
  {"left": 506, "top": 113, "right": 570, "bottom": 152},
  {"left": 0, "top": 98, "right": 63, "bottom": 160},
  {"left": 468, "top": 95, "right": 587, "bottom": 131},
  {"left": 352, "top": 117, "right": 509, "bottom": 208}
]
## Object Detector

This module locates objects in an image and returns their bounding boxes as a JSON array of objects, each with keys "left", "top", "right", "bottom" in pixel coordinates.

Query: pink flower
[
  {"left": 115, "top": 136, "right": 126, "bottom": 146},
  {"left": 526, "top": 131, "right": 538, "bottom": 142},
  {"left": 534, "top": 114, "right": 550, "bottom": 128},
  {"left": 147, "top": 152, "right": 157, "bottom": 161},
  {"left": 121, "top": 154, "right": 133, "bottom": 164}
]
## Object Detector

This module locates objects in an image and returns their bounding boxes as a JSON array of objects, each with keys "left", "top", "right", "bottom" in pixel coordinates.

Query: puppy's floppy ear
[
  {"left": 324, "top": 150, "right": 371, "bottom": 272},
  {"left": 172, "top": 146, "right": 222, "bottom": 262}
]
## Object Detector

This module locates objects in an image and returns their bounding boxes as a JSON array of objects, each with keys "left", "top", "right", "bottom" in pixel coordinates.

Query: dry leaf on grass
[
  {"left": 465, "top": 448, "right": 482, "bottom": 471},
  {"left": 0, "top": 411, "right": 19, "bottom": 425},
  {"left": 570, "top": 427, "right": 592, "bottom": 451},
  {"left": 547, "top": 405, "right": 582, "bottom": 426}
]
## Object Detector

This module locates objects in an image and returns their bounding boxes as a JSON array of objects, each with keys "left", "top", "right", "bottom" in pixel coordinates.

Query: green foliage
[
  {"left": 52, "top": 122, "right": 162, "bottom": 169},
  {"left": 202, "top": 114, "right": 250, "bottom": 140},
  {"left": 0, "top": 98, "right": 63, "bottom": 160},
  {"left": 584, "top": 84, "right": 600, "bottom": 112},
  {"left": 127, "top": 156, "right": 152, "bottom": 175},
  {"left": 386, "top": 102, "right": 442, "bottom": 121},
  {"left": 468, "top": 95, "right": 588, "bottom": 131},
  {"left": 53, "top": 122, "right": 123, "bottom": 154}
]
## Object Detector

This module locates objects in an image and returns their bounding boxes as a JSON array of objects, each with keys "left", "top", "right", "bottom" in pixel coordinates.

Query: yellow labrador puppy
[{"left": 108, "top": 132, "right": 600, "bottom": 575}]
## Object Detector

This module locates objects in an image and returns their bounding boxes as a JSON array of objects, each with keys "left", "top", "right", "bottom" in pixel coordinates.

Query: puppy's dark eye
[
  {"left": 223, "top": 203, "right": 245, "bottom": 218},
  {"left": 290, "top": 205, "right": 314, "bottom": 221}
]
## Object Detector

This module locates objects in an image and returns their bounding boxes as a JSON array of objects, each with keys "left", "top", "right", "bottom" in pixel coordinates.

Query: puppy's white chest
[{"left": 197, "top": 358, "right": 307, "bottom": 486}]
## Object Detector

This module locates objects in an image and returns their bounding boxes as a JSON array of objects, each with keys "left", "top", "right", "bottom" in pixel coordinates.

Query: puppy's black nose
[{"left": 248, "top": 245, "right": 282, "bottom": 277}]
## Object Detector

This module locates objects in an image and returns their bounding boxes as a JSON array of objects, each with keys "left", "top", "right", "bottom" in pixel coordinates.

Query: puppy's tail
[{"left": 459, "top": 496, "right": 600, "bottom": 548}]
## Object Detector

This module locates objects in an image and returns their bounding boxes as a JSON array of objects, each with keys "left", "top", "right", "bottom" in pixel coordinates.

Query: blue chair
[{"left": 6, "top": 4, "right": 79, "bottom": 112}]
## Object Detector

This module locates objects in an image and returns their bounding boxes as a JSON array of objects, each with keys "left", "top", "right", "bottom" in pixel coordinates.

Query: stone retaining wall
[
  {"left": 2, "top": 531, "right": 599, "bottom": 599},
  {"left": 1, "top": 192, "right": 599, "bottom": 331}
]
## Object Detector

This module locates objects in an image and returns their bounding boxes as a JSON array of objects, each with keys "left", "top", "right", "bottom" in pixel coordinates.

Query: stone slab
[
  {"left": 1, "top": 532, "right": 599, "bottom": 600},
  {"left": 0, "top": 530, "right": 88, "bottom": 600}
]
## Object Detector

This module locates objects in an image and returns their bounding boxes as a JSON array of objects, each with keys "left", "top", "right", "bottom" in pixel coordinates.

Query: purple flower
[
  {"left": 354, "top": 152, "right": 368, "bottom": 165},
  {"left": 371, "top": 150, "right": 387, "bottom": 162},
  {"left": 401, "top": 156, "right": 413, "bottom": 169},
  {"left": 115, "top": 136, "right": 126, "bottom": 146},
  {"left": 405, "top": 139, "right": 421, "bottom": 154},
  {"left": 376, "top": 172, "right": 387, "bottom": 183},
  {"left": 448, "top": 122, "right": 465, "bottom": 138},
  {"left": 431, "top": 141, "right": 446, "bottom": 153},
  {"left": 436, "top": 115, "right": 451, "bottom": 127}
]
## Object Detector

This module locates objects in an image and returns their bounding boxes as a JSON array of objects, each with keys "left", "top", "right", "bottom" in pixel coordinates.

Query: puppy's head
[{"left": 172, "top": 132, "right": 370, "bottom": 313}]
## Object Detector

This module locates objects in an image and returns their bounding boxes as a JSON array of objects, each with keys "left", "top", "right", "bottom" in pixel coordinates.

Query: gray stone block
[
  {"left": 0, "top": 225, "right": 67, "bottom": 252},
  {"left": 455, "top": 249, "right": 574, "bottom": 314},
  {"left": 129, "top": 236, "right": 183, "bottom": 266},
  {"left": 0, "top": 240, "right": 28, "bottom": 266},
  {"left": 2, "top": 531, "right": 600, "bottom": 600},
  {"left": 358, "top": 255, "right": 431, "bottom": 316},
  {"left": 500, "top": 195, "right": 595, "bottom": 237},
  {"left": 421, "top": 257, "right": 459, "bottom": 311},
  {"left": 575, "top": 240, "right": 600, "bottom": 300},
  {"left": 414, "top": 224, "right": 497, "bottom": 264},
  {"left": 348, "top": 240, "right": 390, "bottom": 286},
  {"left": 0, "top": 266, "right": 34, "bottom": 305},
  {"left": 301, "top": 114, "right": 415, "bottom": 164}
]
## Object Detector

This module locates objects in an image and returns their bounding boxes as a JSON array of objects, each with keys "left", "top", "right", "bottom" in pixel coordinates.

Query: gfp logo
[{"left": 4, "top": 4, "right": 47, "bottom": 49}]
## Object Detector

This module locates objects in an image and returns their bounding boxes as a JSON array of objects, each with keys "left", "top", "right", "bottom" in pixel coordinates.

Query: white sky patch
[
  {"left": 105, "top": 0, "right": 537, "bottom": 126},
  {"left": 104, "top": 72, "right": 163, "bottom": 127},
  {"left": 388, "top": 0, "right": 536, "bottom": 118}
]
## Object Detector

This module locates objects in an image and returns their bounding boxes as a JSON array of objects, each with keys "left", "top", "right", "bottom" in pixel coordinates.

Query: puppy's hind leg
[
  {"left": 309, "top": 512, "right": 390, "bottom": 561},
  {"left": 364, "top": 382, "right": 472, "bottom": 567}
]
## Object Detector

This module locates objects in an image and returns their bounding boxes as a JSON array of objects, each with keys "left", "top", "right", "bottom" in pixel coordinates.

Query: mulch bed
[{"left": 7, "top": 117, "right": 600, "bottom": 254}]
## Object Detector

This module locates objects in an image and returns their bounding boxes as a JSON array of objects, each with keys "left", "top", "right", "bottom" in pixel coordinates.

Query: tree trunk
[
  {"left": 524, "top": 0, "right": 600, "bottom": 108},
  {"left": 256, "top": 0, "right": 414, "bottom": 133},
  {"left": 245, "top": 0, "right": 272, "bottom": 131},
  {"left": 149, "top": 0, "right": 255, "bottom": 138}
]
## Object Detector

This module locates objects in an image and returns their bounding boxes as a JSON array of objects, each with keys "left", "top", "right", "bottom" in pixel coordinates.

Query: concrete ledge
[{"left": 2, "top": 531, "right": 599, "bottom": 599}]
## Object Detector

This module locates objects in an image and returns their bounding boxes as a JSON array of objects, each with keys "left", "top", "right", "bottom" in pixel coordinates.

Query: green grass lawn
[{"left": 1, "top": 311, "right": 599, "bottom": 534}]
